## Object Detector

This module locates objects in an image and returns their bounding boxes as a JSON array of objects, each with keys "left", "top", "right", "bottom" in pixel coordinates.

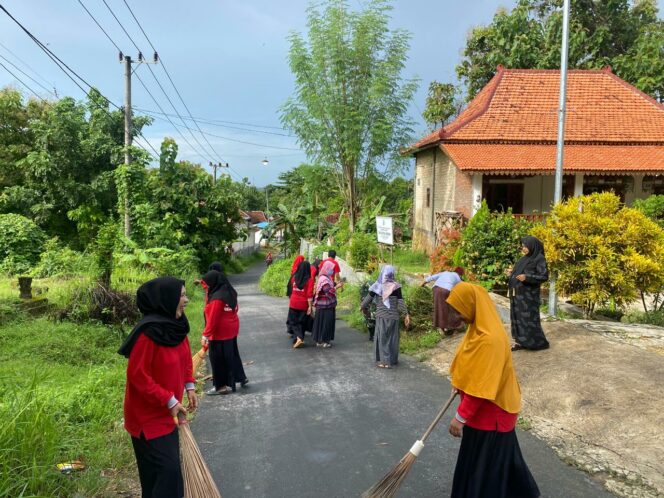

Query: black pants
[
  {"left": 131, "top": 428, "right": 183, "bottom": 498},
  {"left": 209, "top": 337, "right": 247, "bottom": 391}
]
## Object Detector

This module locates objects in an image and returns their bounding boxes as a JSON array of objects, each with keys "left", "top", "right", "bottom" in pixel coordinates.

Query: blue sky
[{"left": 1, "top": 0, "right": 663, "bottom": 186}]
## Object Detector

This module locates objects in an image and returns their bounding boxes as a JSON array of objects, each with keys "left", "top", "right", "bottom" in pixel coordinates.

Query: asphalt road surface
[{"left": 192, "top": 262, "right": 612, "bottom": 498}]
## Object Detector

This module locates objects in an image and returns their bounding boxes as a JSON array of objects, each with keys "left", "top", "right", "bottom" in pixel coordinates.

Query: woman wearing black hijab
[
  {"left": 287, "top": 260, "right": 314, "bottom": 348},
  {"left": 201, "top": 270, "right": 248, "bottom": 394},
  {"left": 119, "top": 277, "right": 198, "bottom": 498},
  {"left": 507, "top": 236, "right": 550, "bottom": 351}
]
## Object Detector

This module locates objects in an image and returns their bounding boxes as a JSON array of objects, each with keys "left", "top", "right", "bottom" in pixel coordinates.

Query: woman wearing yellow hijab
[{"left": 446, "top": 282, "right": 539, "bottom": 498}]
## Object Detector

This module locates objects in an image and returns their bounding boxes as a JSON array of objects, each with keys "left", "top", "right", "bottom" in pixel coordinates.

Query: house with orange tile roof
[{"left": 406, "top": 65, "right": 664, "bottom": 252}]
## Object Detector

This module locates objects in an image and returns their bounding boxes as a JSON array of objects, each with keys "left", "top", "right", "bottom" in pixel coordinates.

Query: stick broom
[
  {"left": 177, "top": 413, "right": 222, "bottom": 498},
  {"left": 192, "top": 344, "right": 208, "bottom": 375},
  {"left": 361, "top": 390, "right": 458, "bottom": 498}
]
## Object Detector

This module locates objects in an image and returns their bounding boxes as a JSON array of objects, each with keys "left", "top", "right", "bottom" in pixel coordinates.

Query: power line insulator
[
  {"left": 118, "top": 51, "right": 123, "bottom": 62},
  {"left": 138, "top": 51, "right": 144, "bottom": 62},
  {"left": 153, "top": 52, "right": 159, "bottom": 63}
]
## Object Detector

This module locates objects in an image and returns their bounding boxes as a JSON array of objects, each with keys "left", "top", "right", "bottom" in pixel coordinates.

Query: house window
[
  {"left": 583, "top": 175, "right": 629, "bottom": 202},
  {"left": 426, "top": 188, "right": 431, "bottom": 208}
]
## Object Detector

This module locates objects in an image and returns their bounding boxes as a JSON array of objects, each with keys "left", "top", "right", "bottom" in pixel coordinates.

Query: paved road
[{"left": 193, "top": 263, "right": 612, "bottom": 498}]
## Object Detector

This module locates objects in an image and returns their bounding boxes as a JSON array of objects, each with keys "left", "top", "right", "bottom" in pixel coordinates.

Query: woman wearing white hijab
[{"left": 360, "top": 265, "right": 411, "bottom": 368}]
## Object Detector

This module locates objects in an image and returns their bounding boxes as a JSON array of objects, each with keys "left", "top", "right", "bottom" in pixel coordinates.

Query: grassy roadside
[{"left": 0, "top": 265, "right": 213, "bottom": 497}]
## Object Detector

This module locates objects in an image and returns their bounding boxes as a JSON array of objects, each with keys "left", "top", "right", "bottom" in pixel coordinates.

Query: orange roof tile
[
  {"left": 442, "top": 143, "right": 664, "bottom": 173},
  {"left": 409, "top": 66, "right": 664, "bottom": 149}
]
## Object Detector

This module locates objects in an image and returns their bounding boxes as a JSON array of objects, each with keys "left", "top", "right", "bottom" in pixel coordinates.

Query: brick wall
[
  {"left": 454, "top": 169, "right": 474, "bottom": 218},
  {"left": 413, "top": 147, "right": 459, "bottom": 253}
]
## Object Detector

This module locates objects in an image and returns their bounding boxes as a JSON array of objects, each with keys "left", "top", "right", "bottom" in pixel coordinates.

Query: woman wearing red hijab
[{"left": 119, "top": 277, "right": 198, "bottom": 498}]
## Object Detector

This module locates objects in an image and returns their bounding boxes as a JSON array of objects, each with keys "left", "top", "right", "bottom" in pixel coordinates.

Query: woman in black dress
[{"left": 508, "top": 236, "right": 549, "bottom": 351}]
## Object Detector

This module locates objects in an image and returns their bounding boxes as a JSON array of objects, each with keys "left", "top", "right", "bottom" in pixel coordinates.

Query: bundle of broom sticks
[
  {"left": 178, "top": 412, "right": 222, "bottom": 498},
  {"left": 192, "top": 344, "right": 209, "bottom": 374},
  {"left": 362, "top": 389, "right": 458, "bottom": 498}
]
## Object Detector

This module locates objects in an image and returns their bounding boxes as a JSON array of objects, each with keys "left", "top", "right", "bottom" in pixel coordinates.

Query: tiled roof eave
[{"left": 441, "top": 140, "right": 664, "bottom": 146}]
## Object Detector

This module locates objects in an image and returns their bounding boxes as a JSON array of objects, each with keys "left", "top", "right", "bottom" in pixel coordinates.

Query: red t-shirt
[
  {"left": 457, "top": 391, "right": 518, "bottom": 432},
  {"left": 124, "top": 334, "right": 195, "bottom": 440},
  {"left": 325, "top": 258, "right": 341, "bottom": 276},
  {"left": 203, "top": 299, "right": 240, "bottom": 341},
  {"left": 289, "top": 276, "right": 315, "bottom": 311}
]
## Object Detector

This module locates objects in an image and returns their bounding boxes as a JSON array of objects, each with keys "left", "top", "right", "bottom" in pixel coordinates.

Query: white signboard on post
[{"left": 376, "top": 216, "right": 394, "bottom": 245}]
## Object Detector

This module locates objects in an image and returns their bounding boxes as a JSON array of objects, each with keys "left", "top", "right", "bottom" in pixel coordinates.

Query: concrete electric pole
[
  {"left": 209, "top": 162, "right": 229, "bottom": 184},
  {"left": 120, "top": 50, "right": 158, "bottom": 238}
]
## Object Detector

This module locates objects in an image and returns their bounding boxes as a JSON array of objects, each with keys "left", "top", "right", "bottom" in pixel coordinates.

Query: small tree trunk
[{"left": 641, "top": 291, "right": 649, "bottom": 314}]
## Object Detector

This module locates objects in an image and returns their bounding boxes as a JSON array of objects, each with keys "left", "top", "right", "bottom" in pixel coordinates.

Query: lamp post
[{"left": 261, "top": 158, "right": 270, "bottom": 214}]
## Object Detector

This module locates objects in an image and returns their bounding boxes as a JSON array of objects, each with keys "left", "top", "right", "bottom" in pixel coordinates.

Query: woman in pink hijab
[
  {"left": 360, "top": 265, "right": 410, "bottom": 368},
  {"left": 311, "top": 260, "right": 343, "bottom": 348}
]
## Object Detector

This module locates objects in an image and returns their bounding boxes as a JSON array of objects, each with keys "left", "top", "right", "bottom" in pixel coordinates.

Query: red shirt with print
[
  {"left": 124, "top": 333, "right": 195, "bottom": 440},
  {"left": 203, "top": 299, "right": 240, "bottom": 341}
]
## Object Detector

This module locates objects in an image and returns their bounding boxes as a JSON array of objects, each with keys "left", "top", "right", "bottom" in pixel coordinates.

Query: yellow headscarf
[{"left": 447, "top": 282, "right": 521, "bottom": 414}]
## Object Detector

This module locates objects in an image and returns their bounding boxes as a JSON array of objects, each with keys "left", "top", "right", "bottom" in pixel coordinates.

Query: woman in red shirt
[
  {"left": 288, "top": 259, "right": 314, "bottom": 349},
  {"left": 119, "top": 277, "right": 197, "bottom": 498},
  {"left": 201, "top": 270, "right": 248, "bottom": 395},
  {"left": 446, "top": 282, "right": 539, "bottom": 498}
]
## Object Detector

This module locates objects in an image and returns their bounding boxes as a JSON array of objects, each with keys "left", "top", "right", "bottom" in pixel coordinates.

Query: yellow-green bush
[{"left": 533, "top": 192, "right": 664, "bottom": 317}]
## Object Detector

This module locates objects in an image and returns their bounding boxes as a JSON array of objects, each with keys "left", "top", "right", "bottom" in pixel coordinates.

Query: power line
[
  {"left": 0, "top": 52, "right": 56, "bottom": 97},
  {"left": 101, "top": 0, "right": 223, "bottom": 166},
  {"left": 135, "top": 107, "right": 293, "bottom": 137},
  {"left": 121, "top": 0, "right": 232, "bottom": 165},
  {"left": 0, "top": 40, "right": 56, "bottom": 91},
  {"left": 77, "top": 0, "right": 121, "bottom": 52},
  {"left": 0, "top": 60, "right": 46, "bottom": 101},
  {"left": 144, "top": 113, "right": 303, "bottom": 150}
]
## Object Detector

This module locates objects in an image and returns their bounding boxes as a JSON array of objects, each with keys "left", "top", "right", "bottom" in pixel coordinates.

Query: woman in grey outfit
[{"left": 361, "top": 265, "right": 410, "bottom": 368}]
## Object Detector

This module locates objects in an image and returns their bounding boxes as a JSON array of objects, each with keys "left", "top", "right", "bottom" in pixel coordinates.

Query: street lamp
[{"left": 261, "top": 157, "right": 269, "bottom": 167}]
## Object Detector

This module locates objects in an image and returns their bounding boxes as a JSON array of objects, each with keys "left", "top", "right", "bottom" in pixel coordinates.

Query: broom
[
  {"left": 177, "top": 413, "right": 222, "bottom": 498},
  {"left": 192, "top": 344, "right": 209, "bottom": 375},
  {"left": 362, "top": 389, "right": 458, "bottom": 498}
]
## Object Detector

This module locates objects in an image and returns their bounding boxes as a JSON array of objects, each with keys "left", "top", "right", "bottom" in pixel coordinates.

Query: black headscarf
[
  {"left": 202, "top": 270, "right": 238, "bottom": 309},
  {"left": 118, "top": 277, "right": 190, "bottom": 358},
  {"left": 511, "top": 236, "right": 546, "bottom": 282},
  {"left": 293, "top": 260, "right": 311, "bottom": 290},
  {"left": 209, "top": 261, "right": 224, "bottom": 272}
]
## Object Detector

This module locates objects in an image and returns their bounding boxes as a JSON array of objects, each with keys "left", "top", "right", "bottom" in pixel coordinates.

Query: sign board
[{"left": 376, "top": 216, "right": 394, "bottom": 245}]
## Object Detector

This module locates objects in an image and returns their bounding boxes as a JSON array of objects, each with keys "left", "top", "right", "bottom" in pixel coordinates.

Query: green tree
[
  {"left": 456, "top": 0, "right": 664, "bottom": 102},
  {"left": 280, "top": 0, "right": 418, "bottom": 230},
  {"left": 422, "top": 81, "right": 459, "bottom": 129}
]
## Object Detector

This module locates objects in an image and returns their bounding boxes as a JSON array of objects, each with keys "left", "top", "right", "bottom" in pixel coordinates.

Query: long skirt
[
  {"left": 374, "top": 317, "right": 400, "bottom": 365},
  {"left": 433, "top": 286, "right": 464, "bottom": 331},
  {"left": 131, "top": 428, "right": 183, "bottom": 498},
  {"left": 510, "top": 287, "right": 549, "bottom": 350},
  {"left": 451, "top": 426, "right": 540, "bottom": 498},
  {"left": 312, "top": 307, "right": 335, "bottom": 344},
  {"left": 209, "top": 337, "right": 247, "bottom": 392},
  {"left": 287, "top": 307, "right": 309, "bottom": 340}
]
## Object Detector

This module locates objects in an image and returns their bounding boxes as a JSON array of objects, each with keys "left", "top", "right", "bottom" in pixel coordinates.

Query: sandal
[
  {"left": 240, "top": 379, "right": 250, "bottom": 388},
  {"left": 511, "top": 344, "right": 525, "bottom": 352},
  {"left": 322, "top": 343, "right": 332, "bottom": 348},
  {"left": 293, "top": 338, "right": 305, "bottom": 349},
  {"left": 206, "top": 387, "right": 231, "bottom": 395}
]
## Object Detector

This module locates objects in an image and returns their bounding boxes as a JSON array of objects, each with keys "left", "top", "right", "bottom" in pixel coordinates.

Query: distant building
[{"left": 407, "top": 66, "right": 664, "bottom": 252}]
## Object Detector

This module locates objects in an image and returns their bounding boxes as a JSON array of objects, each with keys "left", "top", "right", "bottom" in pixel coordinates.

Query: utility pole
[
  {"left": 123, "top": 55, "right": 132, "bottom": 238},
  {"left": 548, "top": 0, "right": 571, "bottom": 317},
  {"left": 119, "top": 51, "right": 158, "bottom": 238},
  {"left": 209, "top": 162, "right": 229, "bottom": 184}
]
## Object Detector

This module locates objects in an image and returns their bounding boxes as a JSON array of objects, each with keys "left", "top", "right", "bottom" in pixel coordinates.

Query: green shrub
[
  {"left": 459, "top": 201, "right": 532, "bottom": 291},
  {"left": 116, "top": 245, "right": 199, "bottom": 279},
  {"left": 313, "top": 244, "right": 336, "bottom": 259},
  {"left": 258, "top": 258, "right": 292, "bottom": 297},
  {"left": 34, "top": 237, "right": 92, "bottom": 278},
  {"left": 622, "top": 310, "right": 664, "bottom": 327},
  {"left": 633, "top": 194, "right": 664, "bottom": 228},
  {"left": 0, "top": 213, "right": 47, "bottom": 275},
  {"left": 348, "top": 232, "right": 378, "bottom": 271},
  {"left": 533, "top": 192, "right": 664, "bottom": 317}
]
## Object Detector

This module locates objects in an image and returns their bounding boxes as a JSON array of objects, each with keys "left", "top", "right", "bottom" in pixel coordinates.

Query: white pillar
[
  {"left": 574, "top": 173, "right": 584, "bottom": 197},
  {"left": 631, "top": 175, "right": 644, "bottom": 203},
  {"left": 471, "top": 173, "right": 483, "bottom": 216}
]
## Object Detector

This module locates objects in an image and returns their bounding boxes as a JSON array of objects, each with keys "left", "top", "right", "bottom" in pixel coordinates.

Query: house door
[{"left": 484, "top": 183, "right": 524, "bottom": 213}]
